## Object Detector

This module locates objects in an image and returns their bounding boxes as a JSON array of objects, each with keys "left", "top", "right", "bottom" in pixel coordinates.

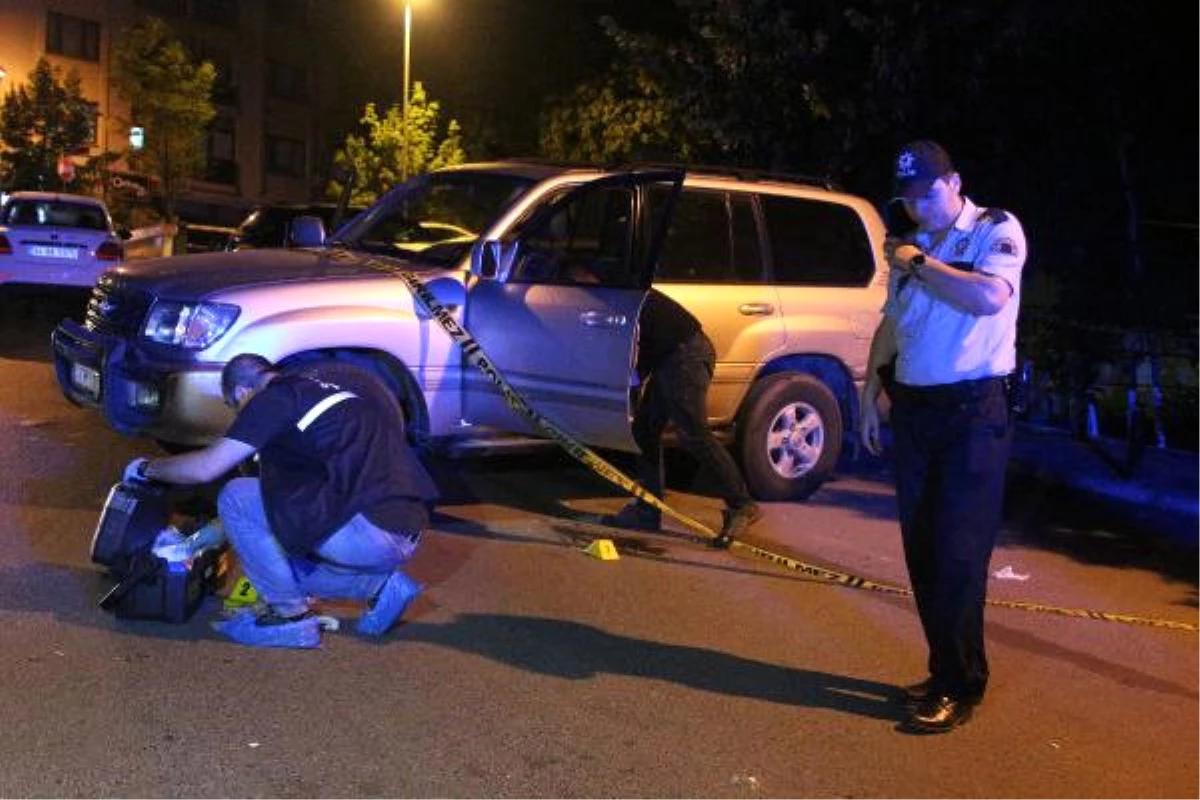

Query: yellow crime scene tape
[{"left": 368, "top": 260, "right": 1197, "bottom": 634}]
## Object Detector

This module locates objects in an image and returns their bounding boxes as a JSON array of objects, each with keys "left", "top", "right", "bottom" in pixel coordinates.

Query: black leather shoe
[
  {"left": 711, "top": 503, "right": 763, "bottom": 548},
  {"left": 599, "top": 502, "right": 661, "bottom": 532},
  {"left": 903, "top": 694, "right": 975, "bottom": 734}
]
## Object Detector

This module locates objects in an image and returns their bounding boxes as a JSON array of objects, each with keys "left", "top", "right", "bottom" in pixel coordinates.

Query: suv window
[
  {"left": 510, "top": 185, "right": 639, "bottom": 288},
  {"left": 761, "top": 195, "right": 875, "bottom": 287},
  {"left": 339, "top": 172, "right": 534, "bottom": 267},
  {"left": 231, "top": 203, "right": 363, "bottom": 249},
  {"left": 654, "top": 188, "right": 765, "bottom": 283}
]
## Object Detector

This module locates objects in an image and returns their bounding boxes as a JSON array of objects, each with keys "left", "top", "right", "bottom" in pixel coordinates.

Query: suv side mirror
[
  {"left": 289, "top": 215, "right": 326, "bottom": 248},
  {"left": 471, "top": 239, "right": 523, "bottom": 281}
]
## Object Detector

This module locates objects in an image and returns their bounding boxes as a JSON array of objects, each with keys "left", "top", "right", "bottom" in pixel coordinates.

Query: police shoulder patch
[
  {"left": 990, "top": 237, "right": 1019, "bottom": 257},
  {"left": 980, "top": 207, "right": 1010, "bottom": 224}
]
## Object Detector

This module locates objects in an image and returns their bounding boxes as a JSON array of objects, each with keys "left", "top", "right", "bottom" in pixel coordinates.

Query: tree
[
  {"left": 0, "top": 58, "right": 94, "bottom": 190},
  {"left": 111, "top": 16, "right": 216, "bottom": 221},
  {"left": 539, "top": 69, "right": 693, "bottom": 163},
  {"left": 541, "top": 1, "right": 838, "bottom": 170},
  {"left": 326, "top": 82, "right": 467, "bottom": 206}
]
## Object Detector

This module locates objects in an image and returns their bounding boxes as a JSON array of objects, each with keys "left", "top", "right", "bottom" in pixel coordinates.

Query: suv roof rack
[{"left": 612, "top": 161, "right": 840, "bottom": 192}]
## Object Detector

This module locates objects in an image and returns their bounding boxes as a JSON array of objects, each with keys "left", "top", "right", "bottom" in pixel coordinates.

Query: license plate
[
  {"left": 30, "top": 245, "right": 79, "bottom": 259},
  {"left": 71, "top": 362, "right": 100, "bottom": 397}
]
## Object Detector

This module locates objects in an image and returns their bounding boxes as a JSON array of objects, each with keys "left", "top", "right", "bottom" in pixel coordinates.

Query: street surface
[{"left": 1, "top": 287, "right": 1196, "bottom": 798}]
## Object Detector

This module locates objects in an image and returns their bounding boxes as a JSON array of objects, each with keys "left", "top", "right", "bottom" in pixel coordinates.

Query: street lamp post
[{"left": 401, "top": 0, "right": 412, "bottom": 182}]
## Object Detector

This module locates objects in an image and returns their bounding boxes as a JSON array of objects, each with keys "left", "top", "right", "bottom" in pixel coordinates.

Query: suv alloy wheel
[{"left": 737, "top": 373, "right": 842, "bottom": 501}]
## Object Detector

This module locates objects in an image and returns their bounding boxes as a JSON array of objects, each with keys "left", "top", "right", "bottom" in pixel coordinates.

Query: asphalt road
[{"left": 1, "top": 287, "right": 1196, "bottom": 798}]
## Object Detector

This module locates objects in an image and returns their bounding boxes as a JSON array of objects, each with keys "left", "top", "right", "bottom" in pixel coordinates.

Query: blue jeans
[{"left": 217, "top": 477, "right": 420, "bottom": 617}]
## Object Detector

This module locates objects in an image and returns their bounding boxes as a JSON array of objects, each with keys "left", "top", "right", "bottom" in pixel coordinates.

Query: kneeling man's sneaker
[
  {"left": 357, "top": 571, "right": 423, "bottom": 637},
  {"left": 212, "top": 608, "right": 321, "bottom": 649}
]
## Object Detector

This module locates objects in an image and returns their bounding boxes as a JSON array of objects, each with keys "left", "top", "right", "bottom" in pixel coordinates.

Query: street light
[{"left": 401, "top": 0, "right": 412, "bottom": 182}]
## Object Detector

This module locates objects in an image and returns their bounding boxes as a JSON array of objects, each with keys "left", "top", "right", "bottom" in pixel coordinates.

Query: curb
[{"left": 1007, "top": 431, "right": 1198, "bottom": 547}]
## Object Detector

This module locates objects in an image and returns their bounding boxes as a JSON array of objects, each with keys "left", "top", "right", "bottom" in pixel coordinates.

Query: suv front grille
[{"left": 84, "top": 273, "right": 152, "bottom": 337}]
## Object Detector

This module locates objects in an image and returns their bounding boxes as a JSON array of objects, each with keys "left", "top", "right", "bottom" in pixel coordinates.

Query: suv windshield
[{"left": 331, "top": 171, "right": 536, "bottom": 267}]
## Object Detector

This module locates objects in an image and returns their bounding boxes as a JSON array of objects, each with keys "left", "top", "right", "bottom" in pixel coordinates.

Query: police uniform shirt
[
  {"left": 226, "top": 369, "right": 436, "bottom": 555},
  {"left": 883, "top": 197, "right": 1026, "bottom": 386}
]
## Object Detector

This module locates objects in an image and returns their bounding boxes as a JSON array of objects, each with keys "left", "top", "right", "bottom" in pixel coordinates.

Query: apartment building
[{"left": 0, "top": 0, "right": 347, "bottom": 225}]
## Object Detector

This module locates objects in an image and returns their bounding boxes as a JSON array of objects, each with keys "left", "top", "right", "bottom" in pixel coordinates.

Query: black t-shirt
[
  {"left": 225, "top": 363, "right": 438, "bottom": 555},
  {"left": 635, "top": 289, "right": 702, "bottom": 378}
]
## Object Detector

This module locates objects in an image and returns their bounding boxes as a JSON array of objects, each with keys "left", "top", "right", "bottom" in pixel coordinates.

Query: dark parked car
[{"left": 226, "top": 203, "right": 364, "bottom": 250}]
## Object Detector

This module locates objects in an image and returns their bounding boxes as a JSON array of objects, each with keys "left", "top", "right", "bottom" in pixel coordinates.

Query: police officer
[
  {"left": 126, "top": 355, "right": 439, "bottom": 647},
  {"left": 860, "top": 141, "right": 1026, "bottom": 733}
]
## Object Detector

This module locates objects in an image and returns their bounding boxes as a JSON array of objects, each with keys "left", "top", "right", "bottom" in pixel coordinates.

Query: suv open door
[{"left": 463, "top": 169, "right": 683, "bottom": 450}]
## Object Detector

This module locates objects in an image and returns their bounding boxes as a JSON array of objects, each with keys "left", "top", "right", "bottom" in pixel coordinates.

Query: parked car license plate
[
  {"left": 71, "top": 362, "right": 100, "bottom": 397},
  {"left": 30, "top": 245, "right": 79, "bottom": 259}
]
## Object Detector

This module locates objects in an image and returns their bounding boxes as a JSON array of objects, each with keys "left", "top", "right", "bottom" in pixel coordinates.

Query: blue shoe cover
[
  {"left": 357, "top": 572, "right": 423, "bottom": 637},
  {"left": 212, "top": 609, "right": 321, "bottom": 649}
]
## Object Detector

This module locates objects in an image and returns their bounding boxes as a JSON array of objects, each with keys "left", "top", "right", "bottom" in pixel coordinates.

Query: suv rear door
[
  {"left": 647, "top": 184, "right": 787, "bottom": 423},
  {"left": 463, "top": 170, "right": 682, "bottom": 450},
  {"left": 758, "top": 193, "right": 884, "bottom": 375}
]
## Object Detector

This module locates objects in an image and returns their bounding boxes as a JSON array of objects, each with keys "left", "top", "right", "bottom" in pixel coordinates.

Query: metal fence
[{"left": 1019, "top": 310, "right": 1198, "bottom": 461}]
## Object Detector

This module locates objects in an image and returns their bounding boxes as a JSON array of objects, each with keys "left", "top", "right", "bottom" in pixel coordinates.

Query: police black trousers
[
  {"left": 631, "top": 331, "right": 754, "bottom": 509},
  {"left": 890, "top": 379, "right": 1012, "bottom": 701}
]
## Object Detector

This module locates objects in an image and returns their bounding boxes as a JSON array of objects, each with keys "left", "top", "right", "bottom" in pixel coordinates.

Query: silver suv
[{"left": 52, "top": 161, "right": 887, "bottom": 500}]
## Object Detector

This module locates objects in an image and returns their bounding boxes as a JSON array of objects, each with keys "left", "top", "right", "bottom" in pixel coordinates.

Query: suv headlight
[{"left": 143, "top": 300, "right": 240, "bottom": 348}]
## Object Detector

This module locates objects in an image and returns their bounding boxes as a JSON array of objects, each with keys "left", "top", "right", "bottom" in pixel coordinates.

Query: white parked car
[{"left": 0, "top": 191, "right": 124, "bottom": 288}]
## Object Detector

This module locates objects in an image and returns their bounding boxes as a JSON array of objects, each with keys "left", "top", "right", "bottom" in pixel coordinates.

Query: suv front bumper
[{"left": 51, "top": 317, "right": 228, "bottom": 444}]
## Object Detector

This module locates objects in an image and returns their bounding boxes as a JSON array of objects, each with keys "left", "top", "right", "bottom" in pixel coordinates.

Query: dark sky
[{"left": 328, "top": 0, "right": 662, "bottom": 154}]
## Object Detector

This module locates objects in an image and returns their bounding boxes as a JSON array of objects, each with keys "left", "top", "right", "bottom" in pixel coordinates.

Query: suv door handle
[
  {"left": 579, "top": 310, "right": 628, "bottom": 328},
  {"left": 738, "top": 303, "right": 775, "bottom": 316}
]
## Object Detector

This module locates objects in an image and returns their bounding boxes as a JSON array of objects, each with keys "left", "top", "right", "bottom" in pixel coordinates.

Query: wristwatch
[{"left": 908, "top": 251, "right": 927, "bottom": 278}]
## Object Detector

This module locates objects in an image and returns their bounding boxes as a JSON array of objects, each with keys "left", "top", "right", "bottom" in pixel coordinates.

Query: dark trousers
[
  {"left": 890, "top": 377, "right": 1012, "bottom": 701},
  {"left": 632, "top": 331, "right": 753, "bottom": 510}
]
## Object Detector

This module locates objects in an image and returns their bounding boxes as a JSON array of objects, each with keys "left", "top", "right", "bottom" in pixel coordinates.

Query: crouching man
[{"left": 125, "top": 354, "right": 439, "bottom": 648}]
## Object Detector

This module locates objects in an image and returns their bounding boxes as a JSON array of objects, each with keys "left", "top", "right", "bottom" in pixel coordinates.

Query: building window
[
  {"left": 189, "top": 39, "right": 237, "bottom": 106},
  {"left": 266, "top": 135, "right": 305, "bottom": 177},
  {"left": 46, "top": 12, "right": 101, "bottom": 62},
  {"left": 82, "top": 102, "right": 99, "bottom": 147},
  {"left": 266, "top": 59, "right": 307, "bottom": 102},
  {"left": 192, "top": 0, "right": 238, "bottom": 26},
  {"left": 266, "top": 0, "right": 309, "bottom": 28},
  {"left": 134, "top": 0, "right": 186, "bottom": 18},
  {"left": 202, "top": 119, "right": 237, "bottom": 184}
]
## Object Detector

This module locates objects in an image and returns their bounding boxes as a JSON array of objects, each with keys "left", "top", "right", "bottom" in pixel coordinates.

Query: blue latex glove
[{"left": 123, "top": 457, "right": 150, "bottom": 484}]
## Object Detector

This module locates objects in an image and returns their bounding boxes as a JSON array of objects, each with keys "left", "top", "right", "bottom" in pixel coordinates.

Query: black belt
[{"left": 891, "top": 375, "right": 1006, "bottom": 406}]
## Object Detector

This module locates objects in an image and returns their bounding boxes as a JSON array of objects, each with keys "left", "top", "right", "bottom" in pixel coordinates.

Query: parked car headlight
[{"left": 143, "top": 301, "right": 240, "bottom": 348}]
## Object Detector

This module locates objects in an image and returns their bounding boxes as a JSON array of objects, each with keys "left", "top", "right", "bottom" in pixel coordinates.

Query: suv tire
[{"left": 738, "top": 373, "right": 842, "bottom": 501}]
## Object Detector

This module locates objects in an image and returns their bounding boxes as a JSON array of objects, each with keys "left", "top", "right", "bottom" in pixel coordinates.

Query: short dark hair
[{"left": 221, "top": 353, "right": 275, "bottom": 407}]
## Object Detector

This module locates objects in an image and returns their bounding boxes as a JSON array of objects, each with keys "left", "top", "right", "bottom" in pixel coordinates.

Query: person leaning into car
[
  {"left": 601, "top": 288, "right": 763, "bottom": 548},
  {"left": 859, "top": 140, "right": 1026, "bottom": 734}
]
